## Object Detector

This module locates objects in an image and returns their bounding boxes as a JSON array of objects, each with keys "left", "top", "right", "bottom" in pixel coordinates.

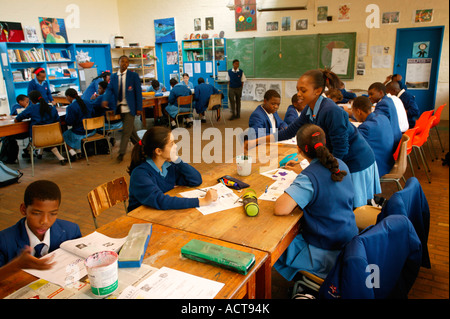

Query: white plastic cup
[
  {"left": 236, "top": 155, "right": 252, "bottom": 176},
  {"left": 85, "top": 251, "right": 119, "bottom": 297}
]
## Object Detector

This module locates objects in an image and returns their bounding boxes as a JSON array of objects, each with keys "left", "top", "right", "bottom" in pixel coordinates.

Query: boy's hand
[
  {"left": 199, "top": 189, "right": 218, "bottom": 206},
  {"left": 15, "top": 246, "right": 55, "bottom": 271}
]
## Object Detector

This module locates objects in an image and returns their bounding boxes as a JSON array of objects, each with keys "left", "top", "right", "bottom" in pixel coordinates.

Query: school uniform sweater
[
  {"left": 168, "top": 83, "right": 192, "bottom": 107},
  {"left": 10, "top": 103, "right": 23, "bottom": 116},
  {"left": 65, "top": 99, "right": 94, "bottom": 135},
  {"left": 284, "top": 105, "right": 300, "bottom": 125},
  {"left": 249, "top": 105, "right": 288, "bottom": 138},
  {"left": 358, "top": 112, "right": 395, "bottom": 177},
  {"left": 81, "top": 78, "right": 103, "bottom": 100},
  {"left": 0, "top": 218, "right": 81, "bottom": 267},
  {"left": 338, "top": 88, "right": 357, "bottom": 104},
  {"left": 228, "top": 69, "right": 244, "bottom": 88},
  {"left": 128, "top": 159, "right": 202, "bottom": 212},
  {"left": 27, "top": 79, "right": 53, "bottom": 103},
  {"left": 277, "top": 97, "right": 375, "bottom": 173},
  {"left": 15, "top": 103, "right": 60, "bottom": 137},
  {"left": 288, "top": 158, "right": 358, "bottom": 250},
  {"left": 373, "top": 95, "right": 402, "bottom": 150},
  {"left": 398, "top": 89, "right": 420, "bottom": 128},
  {"left": 194, "top": 82, "right": 219, "bottom": 114}
]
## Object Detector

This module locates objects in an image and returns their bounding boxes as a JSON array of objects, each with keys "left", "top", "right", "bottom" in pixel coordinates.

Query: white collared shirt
[
  {"left": 387, "top": 93, "right": 409, "bottom": 133},
  {"left": 25, "top": 221, "right": 51, "bottom": 257},
  {"left": 117, "top": 70, "right": 130, "bottom": 113},
  {"left": 261, "top": 105, "right": 276, "bottom": 131}
]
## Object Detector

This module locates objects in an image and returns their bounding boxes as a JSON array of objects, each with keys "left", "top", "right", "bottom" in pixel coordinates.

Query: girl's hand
[
  {"left": 284, "top": 160, "right": 302, "bottom": 174},
  {"left": 199, "top": 189, "right": 218, "bottom": 206}
]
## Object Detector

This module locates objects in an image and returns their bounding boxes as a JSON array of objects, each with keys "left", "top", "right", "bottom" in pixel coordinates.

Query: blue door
[
  {"left": 393, "top": 26, "right": 444, "bottom": 113},
  {"left": 155, "top": 41, "right": 179, "bottom": 89}
]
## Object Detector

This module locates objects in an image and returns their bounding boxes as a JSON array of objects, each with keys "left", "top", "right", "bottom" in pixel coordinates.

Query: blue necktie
[{"left": 34, "top": 243, "right": 46, "bottom": 258}]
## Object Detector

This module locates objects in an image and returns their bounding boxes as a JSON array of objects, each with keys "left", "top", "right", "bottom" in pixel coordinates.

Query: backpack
[
  {"left": 0, "top": 136, "right": 19, "bottom": 164},
  {"left": 0, "top": 161, "right": 23, "bottom": 187}
]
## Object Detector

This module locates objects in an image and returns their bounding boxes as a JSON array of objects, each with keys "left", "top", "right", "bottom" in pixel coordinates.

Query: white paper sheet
[
  {"left": 118, "top": 267, "right": 224, "bottom": 299},
  {"left": 180, "top": 183, "right": 242, "bottom": 215}
]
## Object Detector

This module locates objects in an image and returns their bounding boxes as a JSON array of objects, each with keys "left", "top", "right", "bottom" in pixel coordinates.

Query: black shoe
[
  {"left": 116, "top": 154, "right": 124, "bottom": 163},
  {"left": 69, "top": 154, "right": 77, "bottom": 162},
  {"left": 22, "top": 152, "right": 30, "bottom": 159},
  {"left": 60, "top": 159, "right": 67, "bottom": 166},
  {"left": 228, "top": 115, "right": 236, "bottom": 121},
  {"left": 109, "top": 137, "right": 115, "bottom": 147},
  {"left": 185, "top": 121, "right": 193, "bottom": 128},
  {"left": 201, "top": 119, "right": 206, "bottom": 123}
]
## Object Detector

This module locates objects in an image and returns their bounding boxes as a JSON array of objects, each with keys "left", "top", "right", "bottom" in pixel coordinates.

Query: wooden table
[
  {"left": 129, "top": 143, "right": 303, "bottom": 298},
  {"left": 0, "top": 216, "right": 268, "bottom": 299},
  {"left": 141, "top": 95, "right": 168, "bottom": 128}
]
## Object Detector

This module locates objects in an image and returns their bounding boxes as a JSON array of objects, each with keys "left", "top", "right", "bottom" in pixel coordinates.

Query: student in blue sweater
[
  {"left": 352, "top": 96, "right": 395, "bottom": 177},
  {"left": 0, "top": 180, "right": 81, "bottom": 277},
  {"left": 194, "top": 77, "right": 219, "bottom": 122},
  {"left": 27, "top": 67, "right": 55, "bottom": 105},
  {"left": 62, "top": 88, "right": 95, "bottom": 162},
  {"left": 147, "top": 79, "right": 167, "bottom": 93},
  {"left": 245, "top": 69, "right": 381, "bottom": 208},
  {"left": 284, "top": 94, "right": 304, "bottom": 125},
  {"left": 181, "top": 73, "right": 194, "bottom": 90},
  {"left": 386, "top": 81, "right": 420, "bottom": 128},
  {"left": 166, "top": 78, "right": 194, "bottom": 129},
  {"left": 337, "top": 82, "right": 357, "bottom": 104},
  {"left": 274, "top": 124, "right": 358, "bottom": 280},
  {"left": 10, "top": 94, "right": 30, "bottom": 116},
  {"left": 248, "top": 89, "right": 288, "bottom": 139},
  {"left": 81, "top": 71, "right": 111, "bottom": 100},
  {"left": 127, "top": 127, "right": 217, "bottom": 212},
  {"left": 15, "top": 90, "right": 67, "bottom": 164},
  {"left": 368, "top": 82, "right": 402, "bottom": 151}
]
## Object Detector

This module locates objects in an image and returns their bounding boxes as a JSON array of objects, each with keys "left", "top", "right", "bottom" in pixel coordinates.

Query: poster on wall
[
  {"left": 382, "top": 12, "right": 400, "bottom": 24},
  {"left": 242, "top": 80, "right": 282, "bottom": 102},
  {"left": 414, "top": 9, "right": 433, "bottom": 23},
  {"left": 38, "top": 18, "right": 68, "bottom": 43},
  {"left": 0, "top": 21, "right": 25, "bottom": 42},
  {"left": 154, "top": 18, "right": 176, "bottom": 43},
  {"left": 338, "top": 4, "right": 351, "bottom": 21},
  {"left": 235, "top": 0, "right": 257, "bottom": 32},
  {"left": 405, "top": 58, "right": 432, "bottom": 90},
  {"left": 412, "top": 41, "right": 429, "bottom": 58}
]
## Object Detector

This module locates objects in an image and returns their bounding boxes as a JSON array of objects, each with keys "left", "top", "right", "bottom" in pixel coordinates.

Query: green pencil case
[{"left": 181, "top": 239, "right": 256, "bottom": 275}]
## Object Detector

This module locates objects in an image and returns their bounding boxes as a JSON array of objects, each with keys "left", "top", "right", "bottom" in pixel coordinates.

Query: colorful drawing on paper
[
  {"left": 382, "top": 12, "right": 400, "bottom": 24},
  {"left": 0, "top": 21, "right": 25, "bottom": 42},
  {"left": 338, "top": 4, "right": 350, "bottom": 21},
  {"left": 154, "top": 18, "right": 176, "bottom": 43},
  {"left": 412, "top": 42, "right": 430, "bottom": 58},
  {"left": 38, "top": 18, "right": 68, "bottom": 43},
  {"left": 235, "top": 0, "right": 257, "bottom": 32}
]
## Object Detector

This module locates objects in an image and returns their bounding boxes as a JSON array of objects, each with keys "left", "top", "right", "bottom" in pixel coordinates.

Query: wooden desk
[
  {"left": 129, "top": 144, "right": 303, "bottom": 298},
  {"left": 0, "top": 107, "right": 67, "bottom": 138},
  {"left": 141, "top": 95, "right": 169, "bottom": 129},
  {"left": 0, "top": 216, "right": 268, "bottom": 300}
]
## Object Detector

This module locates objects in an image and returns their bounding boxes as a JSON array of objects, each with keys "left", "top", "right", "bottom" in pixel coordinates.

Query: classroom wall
[
  {"left": 0, "top": 0, "right": 121, "bottom": 114},
  {"left": 117, "top": 0, "right": 449, "bottom": 119},
  {"left": 1, "top": 0, "right": 448, "bottom": 120}
]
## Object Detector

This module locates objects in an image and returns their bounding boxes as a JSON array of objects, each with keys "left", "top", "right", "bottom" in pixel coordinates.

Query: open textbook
[{"left": 23, "top": 232, "right": 127, "bottom": 287}]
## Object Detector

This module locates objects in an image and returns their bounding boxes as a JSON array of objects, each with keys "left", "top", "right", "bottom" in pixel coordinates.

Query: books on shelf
[
  {"left": 12, "top": 68, "right": 33, "bottom": 82},
  {"left": 10, "top": 47, "right": 45, "bottom": 63},
  {"left": 45, "top": 49, "right": 72, "bottom": 62}
]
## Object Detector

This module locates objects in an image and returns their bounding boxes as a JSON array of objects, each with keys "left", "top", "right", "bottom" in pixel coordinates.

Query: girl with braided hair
[
  {"left": 127, "top": 127, "right": 217, "bottom": 212},
  {"left": 274, "top": 124, "right": 358, "bottom": 281}
]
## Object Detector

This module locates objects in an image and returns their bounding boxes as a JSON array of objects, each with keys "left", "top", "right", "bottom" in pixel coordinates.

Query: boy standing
[
  {"left": 226, "top": 59, "right": 246, "bottom": 120},
  {"left": 0, "top": 180, "right": 81, "bottom": 277}
]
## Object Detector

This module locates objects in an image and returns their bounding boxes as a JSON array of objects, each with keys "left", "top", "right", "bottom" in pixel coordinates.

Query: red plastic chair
[
  {"left": 429, "top": 103, "right": 447, "bottom": 159},
  {"left": 412, "top": 116, "right": 436, "bottom": 183},
  {"left": 413, "top": 110, "right": 434, "bottom": 135}
]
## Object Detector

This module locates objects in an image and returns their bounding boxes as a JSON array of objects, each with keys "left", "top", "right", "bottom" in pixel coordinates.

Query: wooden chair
[
  {"left": 168, "top": 95, "right": 193, "bottom": 127},
  {"left": 31, "top": 122, "right": 72, "bottom": 177},
  {"left": 82, "top": 116, "right": 112, "bottom": 164},
  {"left": 87, "top": 176, "right": 129, "bottom": 229},
  {"left": 105, "top": 110, "right": 123, "bottom": 145},
  {"left": 206, "top": 93, "right": 226, "bottom": 126},
  {"left": 381, "top": 134, "right": 410, "bottom": 191}
]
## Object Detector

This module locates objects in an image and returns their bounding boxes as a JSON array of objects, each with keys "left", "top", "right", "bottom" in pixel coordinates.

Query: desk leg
[
  {"left": 141, "top": 109, "right": 147, "bottom": 129},
  {"left": 256, "top": 258, "right": 272, "bottom": 299}
]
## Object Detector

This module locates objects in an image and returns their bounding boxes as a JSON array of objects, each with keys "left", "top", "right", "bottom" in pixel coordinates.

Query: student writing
[
  {"left": 127, "top": 127, "right": 218, "bottom": 212},
  {"left": 10, "top": 94, "right": 29, "bottom": 116},
  {"left": 0, "top": 180, "right": 81, "bottom": 278},
  {"left": 352, "top": 96, "right": 395, "bottom": 177},
  {"left": 273, "top": 124, "right": 358, "bottom": 281}
]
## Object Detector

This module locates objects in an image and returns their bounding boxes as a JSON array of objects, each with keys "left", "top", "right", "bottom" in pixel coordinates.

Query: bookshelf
[
  {"left": 111, "top": 46, "right": 156, "bottom": 84},
  {"left": 181, "top": 38, "right": 227, "bottom": 90},
  {"left": 0, "top": 42, "right": 111, "bottom": 113}
]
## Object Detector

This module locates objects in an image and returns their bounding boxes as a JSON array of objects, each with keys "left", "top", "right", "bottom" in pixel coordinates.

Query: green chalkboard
[
  {"left": 226, "top": 32, "right": 356, "bottom": 79},
  {"left": 318, "top": 33, "right": 356, "bottom": 80},
  {"left": 254, "top": 35, "right": 318, "bottom": 79},
  {"left": 226, "top": 38, "right": 255, "bottom": 77}
]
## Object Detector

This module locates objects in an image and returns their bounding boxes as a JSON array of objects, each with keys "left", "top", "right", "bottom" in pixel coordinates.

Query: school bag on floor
[
  {"left": 0, "top": 136, "right": 19, "bottom": 164},
  {"left": 0, "top": 161, "right": 23, "bottom": 187}
]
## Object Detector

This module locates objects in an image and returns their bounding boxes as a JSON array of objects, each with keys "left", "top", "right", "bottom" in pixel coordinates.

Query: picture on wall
[
  {"left": 338, "top": 4, "right": 350, "bottom": 21},
  {"left": 0, "top": 21, "right": 25, "bottom": 42},
  {"left": 206, "top": 17, "right": 214, "bottom": 30},
  {"left": 317, "top": 6, "right": 328, "bottom": 22},
  {"left": 154, "top": 18, "right": 176, "bottom": 43},
  {"left": 295, "top": 19, "right": 308, "bottom": 30},
  {"left": 194, "top": 18, "right": 201, "bottom": 31},
  {"left": 235, "top": 0, "right": 257, "bottom": 32},
  {"left": 382, "top": 12, "right": 400, "bottom": 24},
  {"left": 415, "top": 9, "right": 433, "bottom": 23},
  {"left": 24, "top": 26, "right": 39, "bottom": 43},
  {"left": 38, "top": 17, "right": 68, "bottom": 43},
  {"left": 281, "top": 17, "right": 291, "bottom": 31},
  {"left": 266, "top": 22, "right": 278, "bottom": 31},
  {"left": 413, "top": 42, "right": 430, "bottom": 58}
]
